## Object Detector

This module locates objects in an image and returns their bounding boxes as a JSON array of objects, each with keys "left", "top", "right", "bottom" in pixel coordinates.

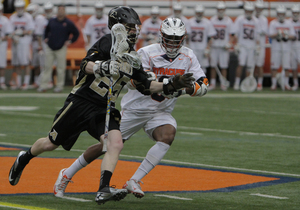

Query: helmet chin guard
[{"left": 160, "top": 18, "right": 186, "bottom": 58}]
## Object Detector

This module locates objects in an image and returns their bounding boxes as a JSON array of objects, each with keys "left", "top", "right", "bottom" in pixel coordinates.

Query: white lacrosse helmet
[
  {"left": 195, "top": 5, "right": 204, "bottom": 21},
  {"left": 276, "top": 5, "right": 286, "bottom": 22},
  {"left": 14, "top": 0, "right": 25, "bottom": 8},
  {"left": 26, "top": 3, "right": 40, "bottom": 18},
  {"left": 216, "top": 1, "right": 226, "bottom": 18},
  {"left": 255, "top": 0, "right": 264, "bottom": 9},
  {"left": 151, "top": 6, "right": 160, "bottom": 15},
  {"left": 244, "top": 1, "right": 254, "bottom": 11},
  {"left": 95, "top": 1, "right": 104, "bottom": 9},
  {"left": 44, "top": 1, "right": 53, "bottom": 10},
  {"left": 160, "top": 18, "right": 186, "bottom": 58},
  {"left": 291, "top": 5, "right": 300, "bottom": 20},
  {"left": 173, "top": 2, "right": 182, "bottom": 18}
]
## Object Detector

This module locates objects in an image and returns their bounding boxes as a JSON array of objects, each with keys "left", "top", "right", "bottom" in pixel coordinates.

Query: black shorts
[{"left": 48, "top": 94, "right": 121, "bottom": 151}]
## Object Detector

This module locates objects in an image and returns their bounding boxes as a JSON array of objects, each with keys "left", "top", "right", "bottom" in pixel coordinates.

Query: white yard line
[
  {"left": 178, "top": 126, "right": 300, "bottom": 140},
  {"left": 0, "top": 134, "right": 6, "bottom": 137},
  {"left": 154, "top": 194, "right": 193, "bottom": 200},
  {"left": 0, "top": 205, "right": 30, "bottom": 210},
  {"left": 250, "top": 193, "right": 289, "bottom": 199},
  {"left": 179, "top": 131, "right": 202, "bottom": 136},
  {"left": 0, "top": 106, "right": 39, "bottom": 111},
  {"left": 60, "top": 196, "right": 92, "bottom": 202}
]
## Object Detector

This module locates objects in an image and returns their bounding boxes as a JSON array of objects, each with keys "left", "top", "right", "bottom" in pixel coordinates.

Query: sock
[
  {"left": 258, "top": 77, "right": 263, "bottom": 85},
  {"left": 34, "top": 75, "right": 39, "bottom": 85},
  {"left": 210, "top": 78, "right": 216, "bottom": 86},
  {"left": 17, "top": 75, "right": 21, "bottom": 87},
  {"left": 131, "top": 142, "right": 170, "bottom": 181},
  {"left": 0, "top": 76, "right": 4, "bottom": 84},
  {"left": 293, "top": 78, "right": 298, "bottom": 87},
  {"left": 285, "top": 77, "right": 289, "bottom": 86},
  {"left": 235, "top": 77, "right": 240, "bottom": 85},
  {"left": 63, "top": 154, "right": 88, "bottom": 178},
  {"left": 99, "top": 170, "right": 112, "bottom": 191},
  {"left": 272, "top": 77, "right": 277, "bottom": 87},
  {"left": 19, "top": 148, "right": 35, "bottom": 166},
  {"left": 24, "top": 75, "right": 30, "bottom": 85}
]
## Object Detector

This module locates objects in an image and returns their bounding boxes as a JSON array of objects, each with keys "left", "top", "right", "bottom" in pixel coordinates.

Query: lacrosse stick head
[
  {"left": 110, "top": 23, "right": 129, "bottom": 60},
  {"left": 240, "top": 76, "right": 257, "bottom": 92},
  {"left": 276, "top": 72, "right": 285, "bottom": 91}
]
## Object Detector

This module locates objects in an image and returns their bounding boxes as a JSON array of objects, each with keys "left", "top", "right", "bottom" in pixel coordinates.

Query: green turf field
[{"left": 0, "top": 88, "right": 299, "bottom": 210}]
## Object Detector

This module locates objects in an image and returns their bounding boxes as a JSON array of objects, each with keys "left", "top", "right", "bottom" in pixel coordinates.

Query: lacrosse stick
[
  {"left": 240, "top": 64, "right": 257, "bottom": 93},
  {"left": 215, "top": 65, "right": 230, "bottom": 88},
  {"left": 102, "top": 24, "right": 130, "bottom": 152},
  {"left": 276, "top": 30, "right": 286, "bottom": 91}
]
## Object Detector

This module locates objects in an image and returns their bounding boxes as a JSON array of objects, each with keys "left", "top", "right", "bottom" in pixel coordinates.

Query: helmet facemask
[
  {"left": 160, "top": 18, "right": 186, "bottom": 58},
  {"left": 292, "top": 12, "right": 300, "bottom": 21},
  {"left": 124, "top": 23, "right": 140, "bottom": 45}
]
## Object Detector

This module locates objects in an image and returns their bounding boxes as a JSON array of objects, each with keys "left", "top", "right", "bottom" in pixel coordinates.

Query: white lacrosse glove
[
  {"left": 282, "top": 30, "right": 289, "bottom": 42},
  {"left": 204, "top": 48, "right": 210, "bottom": 58},
  {"left": 234, "top": 44, "right": 240, "bottom": 55},
  {"left": 15, "top": 28, "right": 24, "bottom": 36},
  {"left": 276, "top": 30, "right": 282, "bottom": 42},
  {"left": 224, "top": 43, "right": 232, "bottom": 50},
  {"left": 255, "top": 45, "right": 260, "bottom": 56},
  {"left": 93, "top": 60, "right": 120, "bottom": 78}
]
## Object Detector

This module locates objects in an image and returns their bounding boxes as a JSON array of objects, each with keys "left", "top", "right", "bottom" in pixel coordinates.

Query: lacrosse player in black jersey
[{"left": 8, "top": 6, "right": 194, "bottom": 205}]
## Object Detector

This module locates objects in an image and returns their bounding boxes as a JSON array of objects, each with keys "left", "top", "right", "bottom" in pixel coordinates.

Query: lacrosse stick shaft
[
  {"left": 214, "top": 65, "right": 229, "bottom": 87},
  {"left": 103, "top": 77, "right": 113, "bottom": 152}
]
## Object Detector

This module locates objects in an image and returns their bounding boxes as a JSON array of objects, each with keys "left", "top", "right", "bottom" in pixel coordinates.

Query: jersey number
[
  {"left": 95, "top": 28, "right": 106, "bottom": 39},
  {"left": 90, "top": 73, "right": 130, "bottom": 103},
  {"left": 191, "top": 31, "right": 203, "bottom": 42},
  {"left": 243, "top": 28, "right": 254, "bottom": 40},
  {"left": 214, "top": 29, "right": 226, "bottom": 40}
]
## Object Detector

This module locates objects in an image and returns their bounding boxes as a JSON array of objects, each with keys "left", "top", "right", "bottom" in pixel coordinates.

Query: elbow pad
[{"left": 190, "top": 77, "right": 209, "bottom": 97}]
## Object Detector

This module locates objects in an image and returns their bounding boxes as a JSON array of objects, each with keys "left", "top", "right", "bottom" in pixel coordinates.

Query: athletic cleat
[
  {"left": 9, "top": 151, "right": 26, "bottom": 186},
  {"left": 291, "top": 85, "right": 298, "bottom": 91},
  {"left": 53, "top": 169, "right": 73, "bottom": 197},
  {"left": 95, "top": 186, "right": 128, "bottom": 205},
  {"left": 208, "top": 84, "right": 215, "bottom": 91},
  {"left": 257, "top": 84, "right": 263, "bottom": 91},
  {"left": 21, "top": 84, "right": 29, "bottom": 90},
  {"left": 123, "top": 179, "right": 144, "bottom": 198},
  {"left": 270, "top": 85, "right": 277, "bottom": 91},
  {"left": 0, "top": 83, "right": 7, "bottom": 90},
  {"left": 220, "top": 84, "right": 227, "bottom": 91},
  {"left": 285, "top": 84, "right": 291, "bottom": 91},
  {"left": 233, "top": 83, "right": 240, "bottom": 90}
]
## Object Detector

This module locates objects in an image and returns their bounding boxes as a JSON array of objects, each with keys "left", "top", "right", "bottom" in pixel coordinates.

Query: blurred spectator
[
  {"left": 254, "top": 0, "right": 268, "bottom": 91},
  {"left": 232, "top": 2, "right": 260, "bottom": 90},
  {"left": 9, "top": 0, "right": 34, "bottom": 90},
  {"left": 188, "top": 5, "right": 216, "bottom": 74},
  {"left": 38, "top": 4, "right": 79, "bottom": 93},
  {"left": 139, "top": 6, "right": 162, "bottom": 47},
  {"left": 269, "top": 5, "right": 295, "bottom": 90},
  {"left": 84, "top": 1, "right": 109, "bottom": 51},
  {"left": 289, "top": 4, "right": 300, "bottom": 91},
  {"left": 209, "top": 1, "right": 235, "bottom": 91},
  {"left": 0, "top": 3, "right": 13, "bottom": 89}
]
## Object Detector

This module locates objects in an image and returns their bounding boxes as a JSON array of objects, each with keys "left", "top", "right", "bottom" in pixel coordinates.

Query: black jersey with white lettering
[{"left": 70, "top": 33, "right": 150, "bottom": 108}]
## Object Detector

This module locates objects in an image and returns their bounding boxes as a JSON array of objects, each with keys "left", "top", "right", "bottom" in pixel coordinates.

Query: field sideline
[{"left": 0, "top": 89, "right": 299, "bottom": 210}]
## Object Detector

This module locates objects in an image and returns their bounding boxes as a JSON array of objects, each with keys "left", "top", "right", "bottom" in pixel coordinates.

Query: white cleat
[
  {"left": 233, "top": 83, "right": 240, "bottom": 90},
  {"left": 95, "top": 186, "right": 128, "bottom": 205},
  {"left": 123, "top": 179, "right": 144, "bottom": 198},
  {"left": 53, "top": 169, "right": 73, "bottom": 197}
]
